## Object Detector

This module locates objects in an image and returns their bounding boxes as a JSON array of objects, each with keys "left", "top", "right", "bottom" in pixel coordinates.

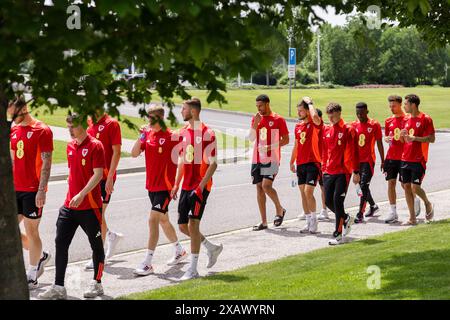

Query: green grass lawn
[
  {"left": 123, "top": 219, "right": 450, "bottom": 300},
  {"left": 52, "top": 140, "right": 131, "bottom": 164},
  {"left": 32, "top": 107, "right": 247, "bottom": 150},
  {"left": 168, "top": 87, "right": 450, "bottom": 128}
]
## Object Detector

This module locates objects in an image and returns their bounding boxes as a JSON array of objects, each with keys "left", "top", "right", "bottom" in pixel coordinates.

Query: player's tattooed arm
[{"left": 36, "top": 151, "right": 52, "bottom": 208}]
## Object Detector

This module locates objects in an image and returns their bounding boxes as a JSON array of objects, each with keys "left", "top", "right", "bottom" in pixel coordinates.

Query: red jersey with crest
[
  {"left": 322, "top": 119, "right": 359, "bottom": 175},
  {"left": 351, "top": 118, "right": 382, "bottom": 165},
  {"left": 140, "top": 128, "right": 180, "bottom": 192},
  {"left": 385, "top": 114, "right": 406, "bottom": 161},
  {"left": 64, "top": 135, "right": 105, "bottom": 211},
  {"left": 87, "top": 114, "right": 122, "bottom": 181},
  {"left": 294, "top": 118, "right": 323, "bottom": 165},
  {"left": 10, "top": 121, "right": 54, "bottom": 192},
  {"left": 251, "top": 113, "right": 289, "bottom": 164},
  {"left": 179, "top": 123, "right": 216, "bottom": 191},
  {"left": 401, "top": 113, "right": 435, "bottom": 169}
]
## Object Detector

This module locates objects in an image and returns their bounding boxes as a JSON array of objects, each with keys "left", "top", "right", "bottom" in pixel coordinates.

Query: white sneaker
[
  {"left": 180, "top": 269, "right": 199, "bottom": 281},
  {"left": 105, "top": 231, "right": 123, "bottom": 259},
  {"left": 85, "top": 260, "right": 94, "bottom": 270},
  {"left": 329, "top": 235, "right": 344, "bottom": 246},
  {"left": 206, "top": 244, "right": 223, "bottom": 268},
  {"left": 83, "top": 280, "right": 104, "bottom": 299},
  {"left": 317, "top": 209, "right": 329, "bottom": 220},
  {"left": 414, "top": 197, "right": 421, "bottom": 217},
  {"left": 133, "top": 262, "right": 154, "bottom": 276},
  {"left": 300, "top": 216, "right": 311, "bottom": 234},
  {"left": 28, "top": 278, "right": 39, "bottom": 290},
  {"left": 36, "top": 251, "right": 51, "bottom": 279},
  {"left": 167, "top": 250, "right": 188, "bottom": 266},
  {"left": 38, "top": 285, "right": 67, "bottom": 300},
  {"left": 385, "top": 211, "right": 398, "bottom": 224},
  {"left": 343, "top": 214, "right": 352, "bottom": 236},
  {"left": 309, "top": 216, "right": 318, "bottom": 234},
  {"left": 297, "top": 213, "right": 306, "bottom": 220}
]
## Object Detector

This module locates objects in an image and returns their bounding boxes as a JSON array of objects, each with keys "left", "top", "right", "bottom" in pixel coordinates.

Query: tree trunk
[
  {"left": 0, "top": 88, "right": 29, "bottom": 300},
  {"left": 266, "top": 69, "right": 269, "bottom": 86}
]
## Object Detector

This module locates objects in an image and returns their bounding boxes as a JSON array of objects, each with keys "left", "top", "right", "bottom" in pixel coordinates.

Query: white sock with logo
[
  {"left": 390, "top": 204, "right": 397, "bottom": 214},
  {"left": 28, "top": 265, "right": 38, "bottom": 281},
  {"left": 144, "top": 250, "right": 154, "bottom": 265},
  {"left": 189, "top": 254, "right": 199, "bottom": 272},
  {"left": 202, "top": 238, "right": 215, "bottom": 251}
]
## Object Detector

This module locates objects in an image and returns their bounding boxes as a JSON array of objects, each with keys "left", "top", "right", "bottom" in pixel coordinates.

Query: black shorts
[
  {"left": 100, "top": 180, "right": 114, "bottom": 204},
  {"left": 178, "top": 189, "right": 210, "bottom": 224},
  {"left": 148, "top": 191, "right": 171, "bottom": 214},
  {"left": 360, "top": 162, "right": 374, "bottom": 187},
  {"left": 251, "top": 162, "right": 279, "bottom": 184},
  {"left": 384, "top": 159, "right": 402, "bottom": 181},
  {"left": 297, "top": 162, "right": 320, "bottom": 186},
  {"left": 16, "top": 192, "right": 42, "bottom": 219},
  {"left": 400, "top": 161, "right": 425, "bottom": 185}
]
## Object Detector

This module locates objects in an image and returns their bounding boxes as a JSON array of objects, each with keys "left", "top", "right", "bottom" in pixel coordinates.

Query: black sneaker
[
  {"left": 365, "top": 204, "right": 379, "bottom": 218},
  {"left": 354, "top": 213, "right": 364, "bottom": 224},
  {"left": 343, "top": 214, "right": 352, "bottom": 236}
]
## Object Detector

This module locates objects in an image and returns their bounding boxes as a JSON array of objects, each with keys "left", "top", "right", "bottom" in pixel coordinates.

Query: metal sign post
[{"left": 288, "top": 47, "right": 296, "bottom": 117}]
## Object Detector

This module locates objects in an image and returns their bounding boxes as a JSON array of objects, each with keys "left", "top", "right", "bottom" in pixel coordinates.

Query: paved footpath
[{"left": 30, "top": 188, "right": 449, "bottom": 300}]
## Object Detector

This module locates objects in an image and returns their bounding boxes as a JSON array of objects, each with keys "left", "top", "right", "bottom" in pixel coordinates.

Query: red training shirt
[
  {"left": 385, "top": 114, "right": 406, "bottom": 161},
  {"left": 294, "top": 118, "right": 323, "bottom": 165},
  {"left": 10, "top": 121, "right": 53, "bottom": 192},
  {"left": 351, "top": 118, "right": 382, "bottom": 165}
]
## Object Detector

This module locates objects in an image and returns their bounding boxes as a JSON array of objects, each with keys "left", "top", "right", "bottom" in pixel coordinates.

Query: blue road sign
[{"left": 289, "top": 48, "right": 296, "bottom": 65}]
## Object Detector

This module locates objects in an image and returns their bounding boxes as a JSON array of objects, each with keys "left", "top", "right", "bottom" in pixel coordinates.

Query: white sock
[
  {"left": 390, "top": 204, "right": 397, "bottom": 213},
  {"left": 202, "top": 238, "right": 215, "bottom": 251},
  {"left": 173, "top": 241, "right": 184, "bottom": 254},
  {"left": 311, "top": 212, "right": 317, "bottom": 219},
  {"left": 144, "top": 250, "right": 154, "bottom": 265},
  {"left": 322, "top": 208, "right": 328, "bottom": 213},
  {"left": 28, "top": 265, "right": 38, "bottom": 281},
  {"left": 189, "top": 254, "right": 199, "bottom": 272}
]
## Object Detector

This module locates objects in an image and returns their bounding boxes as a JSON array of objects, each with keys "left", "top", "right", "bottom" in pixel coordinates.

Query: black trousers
[
  {"left": 55, "top": 206, "right": 105, "bottom": 286},
  {"left": 359, "top": 162, "right": 375, "bottom": 214},
  {"left": 323, "top": 174, "right": 350, "bottom": 235}
]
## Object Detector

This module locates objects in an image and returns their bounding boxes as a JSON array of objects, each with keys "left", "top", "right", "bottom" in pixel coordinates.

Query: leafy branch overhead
[{"left": 1, "top": 0, "right": 448, "bottom": 124}]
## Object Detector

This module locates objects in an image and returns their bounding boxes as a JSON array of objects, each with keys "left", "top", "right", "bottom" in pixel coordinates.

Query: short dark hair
[
  {"left": 256, "top": 94, "right": 270, "bottom": 103},
  {"left": 326, "top": 102, "right": 342, "bottom": 114},
  {"left": 356, "top": 102, "right": 368, "bottom": 110},
  {"left": 405, "top": 94, "right": 420, "bottom": 107},
  {"left": 10, "top": 95, "right": 27, "bottom": 109},
  {"left": 388, "top": 95, "right": 402, "bottom": 103},
  {"left": 297, "top": 99, "right": 309, "bottom": 110},
  {"left": 184, "top": 98, "right": 201, "bottom": 110},
  {"left": 316, "top": 108, "right": 323, "bottom": 118},
  {"left": 66, "top": 112, "right": 81, "bottom": 124}
]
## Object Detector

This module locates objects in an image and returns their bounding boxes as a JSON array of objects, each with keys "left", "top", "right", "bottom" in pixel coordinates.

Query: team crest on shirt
[
  {"left": 269, "top": 121, "right": 274, "bottom": 127},
  {"left": 338, "top": 132, "right": 343, "bottom": 139},
  {"left": 416, "top": 122, "right": 421, "bottom": 128},
  {"left": 195, "top": 136, "right": 202, "bottom": 144},
  {"left": 12, "top": 133, "right": 17, "bottom": 139},
  {"left": 82, "top": 148, "right": 88, "bottom": 157},
  {"left": 159, "top": 138, "right": 166, "bottom": 145},
  {"left": 98, "top": 125, "right": 105, "bottom": 132},
  {"left": 307, "top": 124, "right": 310, "bottom": 129},
  {"left": 68, "top": 151, "right": 73, "bottom": 156},
  {"left": 368, "top": 127, "right": 372, "bottom": 133},
  {"left": 390, "top": 123, "right": 394, "bottom": 128},
  {"left": 27, "top": 132, "right": 33, "bottom": 139}
]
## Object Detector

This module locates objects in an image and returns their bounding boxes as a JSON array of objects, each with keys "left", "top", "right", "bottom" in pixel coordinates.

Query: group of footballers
[
  {"left": 250, "top": 93, "right": 435, "bottom": 246},
  {"left": 8, "top": 97, "right": 223, "bottom": 300},
  {"left": 7, "top": 91, "right": 435, "bottom": 299}
]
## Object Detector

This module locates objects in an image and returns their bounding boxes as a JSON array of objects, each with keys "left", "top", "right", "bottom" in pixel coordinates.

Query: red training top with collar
[
  {"left": 140, "top": 128, "right": 180, "bottom": 192},
  {"left": 322, "top": 119, "right": 359, "bottom": 175},
  {"left": 10, "top": 120, "right": 54, "bottom": 192},
  {"left": 64, "top": 135, "right": 105, "bottom": 211},
  {"left": 385, "top": 114, "right": 406, "bottom": 161},
  {"left": 351, "top": 118, "right": 382, "bottom": 165},
  {"left": 87, "top": 114, "right": 122, "bottom": 181},
  {"left": 294, "top": 118, "right": 323, "bottom": 165},
  {"left": 251, "top": 113, "right": 289, "bottom": 164},
  {"left": 401, "top": 112, "right": 435, "bottom": 169},
  {"left": 179, "top": 123, "right": 216, "bottom": 192}
]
